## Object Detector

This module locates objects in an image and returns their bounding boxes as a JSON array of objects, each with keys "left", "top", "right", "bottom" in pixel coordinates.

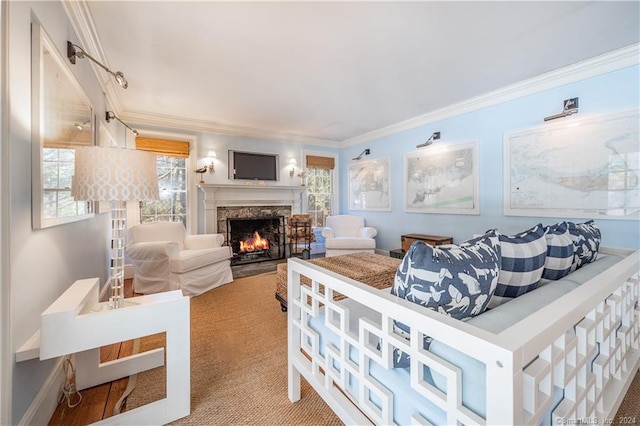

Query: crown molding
[
  {"left": 120, "top": 109, "right": 342, "bottom": 147},
  {"left": 63, "top": 1, "right": 638, "bottom": 148},
  {"left": 62, "top": 0, "right": 125, "bottom": 113},
  {"left": 341, "top": 43, "right": 640, "bottom": 147}
]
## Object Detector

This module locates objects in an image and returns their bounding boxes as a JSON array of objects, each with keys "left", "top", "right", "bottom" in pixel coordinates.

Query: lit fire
[{"left": 240, "top": 231, "right": 269, "bottom": 253}]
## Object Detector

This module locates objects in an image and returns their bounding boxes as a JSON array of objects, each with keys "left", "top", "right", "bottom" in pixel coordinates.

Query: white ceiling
[{"left": 80, "top": 1, "right": 639, "bottom": 146}]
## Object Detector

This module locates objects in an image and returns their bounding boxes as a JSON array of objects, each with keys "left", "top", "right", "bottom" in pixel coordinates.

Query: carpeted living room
[{"left": 3, "top": 1, "right": 640, "bottom": 426}]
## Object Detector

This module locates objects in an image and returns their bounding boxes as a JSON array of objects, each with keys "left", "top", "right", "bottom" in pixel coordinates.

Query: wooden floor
[{"left": 48, "top": 281, "right": 136, "bottom": 426}]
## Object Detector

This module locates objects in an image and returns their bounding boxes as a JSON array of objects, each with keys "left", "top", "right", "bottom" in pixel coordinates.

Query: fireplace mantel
[{"left": 198, "top": 184, "right": 306, "bottom": 234}]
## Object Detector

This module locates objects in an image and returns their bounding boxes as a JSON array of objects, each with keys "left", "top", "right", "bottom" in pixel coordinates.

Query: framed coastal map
[
  {"left": 504, "top": 109, "right": 639, "bottom": 220},
  {"left": 348, "top": 157, "right": 390, "bottom": 211},
  {"left": 404, "top": 141, "right": 479, "bottom": 214}
]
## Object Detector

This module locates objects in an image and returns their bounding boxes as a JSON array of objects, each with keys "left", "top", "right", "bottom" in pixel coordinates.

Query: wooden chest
[{"left": 401, "top": 233, "right": 453, "bottom": 252}]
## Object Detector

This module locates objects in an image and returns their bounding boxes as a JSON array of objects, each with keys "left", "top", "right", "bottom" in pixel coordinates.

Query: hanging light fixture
[{"left": 67, "top": 41, "right": 129, "bottom": 89}]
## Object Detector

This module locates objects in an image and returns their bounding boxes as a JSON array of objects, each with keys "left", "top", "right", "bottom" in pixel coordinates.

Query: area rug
[
  {"left": 124, "top": 272, "right": 341, "bottom": 425},
  {"left": 125, "top": 272, "right": 640, "bottom": 424}
]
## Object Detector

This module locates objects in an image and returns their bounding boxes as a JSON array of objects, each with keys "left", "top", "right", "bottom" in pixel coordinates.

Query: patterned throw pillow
[
  {"left": 490, "top": 224, "right": 547, "bottom": 308},
  {"left": 542, "top": 222, "right": 574, "bottom": 280},
  {"left": 568, "top": 220, "right": 601, "bottom": 270},
  {"left": 389, "top": 231, "right": 501, "bottom": 367}
]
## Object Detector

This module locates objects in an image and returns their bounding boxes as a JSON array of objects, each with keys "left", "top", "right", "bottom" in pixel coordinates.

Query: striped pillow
[
  {"left": 542, "top": 222, "right": 574, "bottom": 280},
  {"left": 490, "top": 224, "right": 547, "bottom": 307},
  {"left": 568, "top": 220, "right": 601, "bottom": 270}
]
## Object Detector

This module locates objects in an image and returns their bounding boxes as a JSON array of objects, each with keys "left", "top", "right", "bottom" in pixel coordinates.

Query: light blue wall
[{"left": 340, "top": 65, "right": 640, "bottom": 251}]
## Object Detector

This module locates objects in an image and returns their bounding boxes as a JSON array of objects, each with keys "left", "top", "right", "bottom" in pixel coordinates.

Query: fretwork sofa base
[{"left": 287, "top": 247, "right": 640, "bottom": 425}]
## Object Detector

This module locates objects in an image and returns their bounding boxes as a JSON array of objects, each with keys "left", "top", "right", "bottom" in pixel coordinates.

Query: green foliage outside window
[
  {"left": 140, "top": 155, "right": 187, "bottom": 227},
  {"left": 306, "top": 167, "right": 332, "bottom": 228}
]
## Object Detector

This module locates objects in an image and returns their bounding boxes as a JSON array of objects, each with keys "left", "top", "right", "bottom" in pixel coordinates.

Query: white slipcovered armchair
[
  {"left": 321, "top": 214, "right": 377, "bottom": 257},
  {"left": 126, "top": 222, "right": 233, "bottom": 297}
]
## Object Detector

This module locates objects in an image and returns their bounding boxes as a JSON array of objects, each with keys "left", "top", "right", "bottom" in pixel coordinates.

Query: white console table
[{"left": 16, "top": 277, "right": 190, "bottom": 425}]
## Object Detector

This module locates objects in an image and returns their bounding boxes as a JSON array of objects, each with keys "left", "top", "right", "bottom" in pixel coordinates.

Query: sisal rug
[
  {"left": 126, "top": 272, "right": 640, "bottom": 424},
  {"left": 125, "top": 272, "right": 341, "bottom": 425}
]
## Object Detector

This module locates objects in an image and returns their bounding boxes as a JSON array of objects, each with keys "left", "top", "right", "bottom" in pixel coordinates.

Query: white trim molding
[{"left": 342, "top": 43, "right": 640, "bottom": 147}]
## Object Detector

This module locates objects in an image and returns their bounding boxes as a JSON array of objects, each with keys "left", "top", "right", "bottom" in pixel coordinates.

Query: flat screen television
[{"left": 228, "top": 150, "right": 279, "bottom": 181}]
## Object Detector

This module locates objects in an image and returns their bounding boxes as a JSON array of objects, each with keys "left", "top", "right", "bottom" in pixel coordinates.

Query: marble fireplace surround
[{"left": 198, "top": 184, "right": 305, "bottom": 235}]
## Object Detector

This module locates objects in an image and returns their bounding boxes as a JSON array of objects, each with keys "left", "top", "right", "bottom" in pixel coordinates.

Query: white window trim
[
  {"left": 128, "top": 130, "right": 197, "bottom": 234},
  {"left": 302, "top": 149, "right": 339, "bottom": 222}
]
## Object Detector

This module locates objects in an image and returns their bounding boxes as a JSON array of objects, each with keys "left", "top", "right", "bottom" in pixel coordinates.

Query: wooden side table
[{"left": 389, "top": 233, "right": 453, "bottom": 258}]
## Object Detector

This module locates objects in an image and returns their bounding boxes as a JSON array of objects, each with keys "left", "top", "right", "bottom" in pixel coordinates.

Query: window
[
  {"left": 137, "top": 137, "right": 189, "bottom": 227},
  {"left": 306, "top": 155, "right": 336, "bottom": 228},
  {"left": 42, "top": 148, "right": 91, "bottom": 219}
]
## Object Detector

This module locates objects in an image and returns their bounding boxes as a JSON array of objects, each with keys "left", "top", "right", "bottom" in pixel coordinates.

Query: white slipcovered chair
[
  {"left": 126, "top": 222, "right": 233, "bottom": 297},
  {"left": 321, "top": 214, "right": 377, "bottom": 257}
]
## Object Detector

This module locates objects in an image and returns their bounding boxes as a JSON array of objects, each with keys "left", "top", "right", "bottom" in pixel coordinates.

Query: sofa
[
  {"left": 126, "top": 221, "right": 233, "bottom": 297},
  {"left": 286, "top": 221, "right": 640, "bottom": 425}
]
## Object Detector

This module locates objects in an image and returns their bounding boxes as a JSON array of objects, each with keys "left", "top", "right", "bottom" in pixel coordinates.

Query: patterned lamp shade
[{"left": 73, "top": 146, "right": 159, "bottom": 201}]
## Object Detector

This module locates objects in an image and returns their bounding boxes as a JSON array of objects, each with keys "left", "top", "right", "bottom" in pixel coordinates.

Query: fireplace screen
[{"left": 227, "top": 216, "right": 285, "bottom": 265}]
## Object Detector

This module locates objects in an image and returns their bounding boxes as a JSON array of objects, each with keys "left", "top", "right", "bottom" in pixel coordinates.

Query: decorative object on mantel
[
  {"left": 297, "top": 171, "right": 306, "bottom": 186},
  {"left": 195, "top": 166, "right": 208, "bottom": 184},
  {"left": 206, "top": 150, "right": 216, "bottom": 174},
  {"left": 416, "top": 131, "right": 441, "bottom": 149},
  {"left": 73, "top": 146, "right": 159, "bottom": 308},
  {"left": 544, "top": 97, "right": 579, "bottom": 122},
  {"left": 67, "top": 41, "right": 129, "bottom": 89}
]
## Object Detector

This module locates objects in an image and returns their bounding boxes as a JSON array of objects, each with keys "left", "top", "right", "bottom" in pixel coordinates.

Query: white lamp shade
[{"left": 73, "top": 146, "right": 159, "bottom": 201}]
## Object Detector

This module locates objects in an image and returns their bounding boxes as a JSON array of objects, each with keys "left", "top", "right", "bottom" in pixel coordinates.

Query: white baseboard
[{"left": 18, "top": 357, "right": 64, "bottom": 426}]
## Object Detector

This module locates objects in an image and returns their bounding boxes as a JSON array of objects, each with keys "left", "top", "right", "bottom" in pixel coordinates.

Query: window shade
[
  {"left": 135, "top": 137, "right": 190, "bottom": 158},
  {"left": 306, "top": 155, "right": 335, "bottom": 170}
]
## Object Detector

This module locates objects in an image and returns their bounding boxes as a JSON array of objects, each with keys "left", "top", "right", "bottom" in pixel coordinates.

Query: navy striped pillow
[
  {"left": 490, "top": 224, "right": 547, "bottom": 307},
  {"left": 542, "top": 222, "right": 574, "bottom": 280}
]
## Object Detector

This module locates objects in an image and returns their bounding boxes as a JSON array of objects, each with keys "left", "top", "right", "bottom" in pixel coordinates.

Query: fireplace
[{"left": 227, "top": 216, "right": 286, "bottom": 265}]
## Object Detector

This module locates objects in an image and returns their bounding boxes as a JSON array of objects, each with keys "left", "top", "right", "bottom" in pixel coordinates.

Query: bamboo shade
[
  {"left": 306, "top": 155, "right": 335, "bottom": 170},
  {"left": 136, "top": 137, "right": 190, "bottom": 158}
]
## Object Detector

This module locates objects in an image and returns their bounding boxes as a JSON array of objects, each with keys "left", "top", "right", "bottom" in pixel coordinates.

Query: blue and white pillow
[
  {"left": 490, "top": 224, "right": 547, "bottom": 307},
  {"left": 568, "top": 220, "right": 600, "bottom": 270},
  {"left": 542, "top": 222, "right": 574, "bottom": 280},
  {"left": 390, "top": 231, "right": 501, "bottom": 367}
]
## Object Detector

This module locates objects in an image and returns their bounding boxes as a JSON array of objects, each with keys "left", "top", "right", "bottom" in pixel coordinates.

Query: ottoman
[{"left": 275, "top": 252, "right": 401, "bottom": 311}]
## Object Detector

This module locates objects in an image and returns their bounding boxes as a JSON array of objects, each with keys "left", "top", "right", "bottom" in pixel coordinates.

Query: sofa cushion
[
  {"left": 390, "top": 231, "right": 501, "bottom": 367},
  {"left": 324, "top": 236, "right": 376, "bottom": 250},
  {"left": 490, "top": 224, "right": 547, "bottom": 307},
  {"left": 568, "top": 220, "right": 601, "bottom": 270},
  {"left": 542, "top": 222, "right": 574, "bottom": 280},
  {"left": 170, "top": 246, "right": 232, "bottom": 273}
]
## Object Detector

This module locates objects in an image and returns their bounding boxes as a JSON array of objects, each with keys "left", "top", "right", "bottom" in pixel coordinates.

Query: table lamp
[{"left": 73, "top": 146, "right": 159, "bottom": 308}]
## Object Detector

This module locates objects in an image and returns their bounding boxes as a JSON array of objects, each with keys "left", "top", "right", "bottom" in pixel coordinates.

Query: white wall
[
  {"left": 340, "top": 64, "right": 640, "bottom": 251},
  {"left": 7, "top": 2, "right": 114, "bottom": 422}
]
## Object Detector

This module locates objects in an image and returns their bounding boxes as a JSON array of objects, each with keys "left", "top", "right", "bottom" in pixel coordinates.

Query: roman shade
[
  {"left": 306, "top": 155, "right": 335, "bottom": 170},
  {"left": 136, "top": 137, "right": 190, "bottom": 158}
]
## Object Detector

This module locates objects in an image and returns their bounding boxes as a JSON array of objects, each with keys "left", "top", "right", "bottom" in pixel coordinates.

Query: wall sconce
[
  {"left": 289, "top": 158, "right": 297, "bottom": 177},
  {"left": 544, "top": 98, "right": 579, "bottom": 122},
  {"left": 416, "top": 132, "right": 441, "bottom": 149},
  {"left": 106, "top": 111, "right": 138, "bottom": 135},
  {"left": 206, "top": 150, "right": 216, "bottom": 174},
  {"left": 352, "top": 148, "right": 370, "bottom": 161},
  {"left": 67, "top": 42, "right": 129, "bottom": 89}
]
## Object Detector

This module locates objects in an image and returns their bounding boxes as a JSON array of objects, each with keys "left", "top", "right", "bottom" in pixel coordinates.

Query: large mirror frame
[{"left": 32, "top": 24, "right": 95, "bottom": 229}]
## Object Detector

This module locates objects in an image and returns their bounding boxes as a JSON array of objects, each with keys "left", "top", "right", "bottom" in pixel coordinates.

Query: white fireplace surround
[{"left": 198, "top": 184, "right": 305, "bottom": 234}]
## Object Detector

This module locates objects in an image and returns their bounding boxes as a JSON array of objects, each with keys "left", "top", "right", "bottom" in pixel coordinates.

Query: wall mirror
[{"left": 32, "top": 24, "right": 95, "bottom": 229}]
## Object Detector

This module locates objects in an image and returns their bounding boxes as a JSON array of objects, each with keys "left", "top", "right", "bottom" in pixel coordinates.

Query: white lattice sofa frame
[{"left": 287, "top": 247, "right": 640, "bottom": 425}]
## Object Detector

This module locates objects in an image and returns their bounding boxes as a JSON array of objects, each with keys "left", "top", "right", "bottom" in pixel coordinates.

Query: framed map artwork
[
  {"left": 348, "top": 157, "right": 391, "bottom": 211},
  {"left": 404, "top": 141, "right": 479, "bottom": 214},
  {"left": 504, "top": 109, "right": 639, "bottom": 220}
]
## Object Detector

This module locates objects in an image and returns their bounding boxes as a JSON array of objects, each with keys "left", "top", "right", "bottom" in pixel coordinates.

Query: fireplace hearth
[{"left": 227, "top": 216, "right": 285, "bottom": 265}]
